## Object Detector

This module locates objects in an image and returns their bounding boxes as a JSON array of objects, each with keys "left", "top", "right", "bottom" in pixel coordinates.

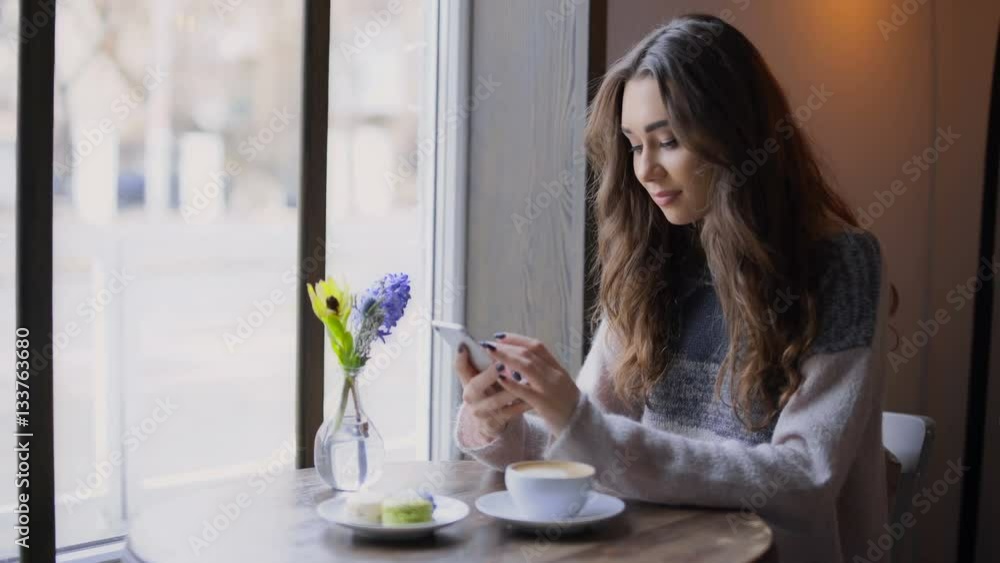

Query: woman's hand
[
  {"left": 479, "top": 333, "right": 582, "bottom": 435},
  {"left": 454, "top": 345, "right": 532, "bottom": 444}
]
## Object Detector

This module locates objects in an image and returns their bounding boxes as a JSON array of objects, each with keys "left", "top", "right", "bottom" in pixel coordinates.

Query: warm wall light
[
  {"left": 816, "top": 0, "right": 932, "bottom": 43},
  {"left": 784, "top": 0, "right": 918, "bottom": 80},
  {"left": 816, "top": 0, "right": 884, "bottom": 37}
]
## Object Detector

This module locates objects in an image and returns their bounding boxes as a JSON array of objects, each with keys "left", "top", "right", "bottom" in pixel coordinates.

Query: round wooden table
[{"left": 124, "top": 461, "right": 775, "bottom": 562}]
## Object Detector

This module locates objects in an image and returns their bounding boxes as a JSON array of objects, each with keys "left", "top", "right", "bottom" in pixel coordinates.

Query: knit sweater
[{"left": 454, "top": 230, "right": 890, "bottom": 563}]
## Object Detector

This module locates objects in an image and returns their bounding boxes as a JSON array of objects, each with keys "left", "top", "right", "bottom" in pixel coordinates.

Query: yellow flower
[
  {"left": 307, "top": 277, "right": 352, "bottom": 325},
  {"left": 306, "top": 277, "right": 357, "bottom": 367}
]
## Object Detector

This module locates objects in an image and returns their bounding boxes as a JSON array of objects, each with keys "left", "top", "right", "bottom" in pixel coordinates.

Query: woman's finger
[
  {"left": 453, "top": 344, "right": 477, "bottom": 387},
  {"left": 499, "top": 400, "right": 533, "bottom": 419},
  {"left": 482, "top": 342, "right": 546, "bottom": 387},
  {"left": 477, "top": 389, "right": 523, "bottom": 414},
  {"left": 495, "top": 371, "right": 543, "bottom": 404},
  {"left": 479, "top": 399, "right": 533, "bottom": 433},
  {"left": 463, "top": 361, "right": 501, "bottom": 403},
  {"left": 492, "top": 332, "right": 561, "bottom": 368}
]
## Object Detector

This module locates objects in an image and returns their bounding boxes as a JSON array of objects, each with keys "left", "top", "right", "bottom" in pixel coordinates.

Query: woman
[{"left": 453, "top": 13, "right": 891, "bottom": 562}]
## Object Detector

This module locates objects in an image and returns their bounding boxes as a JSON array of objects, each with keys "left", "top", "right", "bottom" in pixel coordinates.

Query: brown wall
[{"left": 604, "top": 1, "right": 999, "bottom": 562}]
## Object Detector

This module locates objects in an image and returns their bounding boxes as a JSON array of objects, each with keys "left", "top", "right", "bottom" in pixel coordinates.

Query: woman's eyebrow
[{"left": 621, "top": 119, "right": 670, "bottom": 135}]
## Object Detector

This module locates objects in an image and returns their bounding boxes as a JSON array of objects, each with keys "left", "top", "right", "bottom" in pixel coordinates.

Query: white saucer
[
  {"left": 475, "top": 491, "right": 625, "bottom": 533},
  {"left": 317, "top": 494, "right": 469, "bottom": 540}
]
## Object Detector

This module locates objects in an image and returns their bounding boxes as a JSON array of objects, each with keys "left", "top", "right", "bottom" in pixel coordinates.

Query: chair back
[{"left": 882, "top": 412, "right": 935, "bottom": 563}]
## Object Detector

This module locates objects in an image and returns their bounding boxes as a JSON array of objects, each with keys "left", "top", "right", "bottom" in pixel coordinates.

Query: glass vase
[{"left": 313, "top": 365, "right": 385, "bottom": 491}]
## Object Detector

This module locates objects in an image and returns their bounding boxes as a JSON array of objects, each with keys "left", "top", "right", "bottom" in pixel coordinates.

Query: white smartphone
[{"left": 431, "top": 320, "right": 493, "bottom": 372}]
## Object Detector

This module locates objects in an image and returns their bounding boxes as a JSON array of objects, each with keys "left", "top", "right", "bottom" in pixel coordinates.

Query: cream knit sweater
[{"left": 454, "top": 231, "right": 890, "bottom": 562}]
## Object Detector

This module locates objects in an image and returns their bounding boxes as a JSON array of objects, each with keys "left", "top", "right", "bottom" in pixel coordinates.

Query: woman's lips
[{"left": 652, "top": 190, "right": 681, "bottom": 206}]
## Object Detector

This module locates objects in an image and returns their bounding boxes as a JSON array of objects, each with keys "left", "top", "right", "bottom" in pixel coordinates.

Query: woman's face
[{"left": 620, "top": 76, "right": 710, "bottom": 225}]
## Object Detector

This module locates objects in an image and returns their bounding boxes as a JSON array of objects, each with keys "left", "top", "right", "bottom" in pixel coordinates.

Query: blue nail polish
[
  {"left": 458, "top": 343, "right": 467, "bottom": 354},
  {"left": 496, "top": 363, "right": 505, "bottom": 372},
  {"left": 494, "top": 332, "right": 507, "bottom": 339},
  {"left": 512, "top": 371, "right": 522, "bottom": 382},
  {"left": 479, "top": 341, "right": 496, "bottom": 351}
]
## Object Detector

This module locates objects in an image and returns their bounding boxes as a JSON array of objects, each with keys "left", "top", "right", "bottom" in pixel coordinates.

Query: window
[
  {"left": 324, "top": 0, "right": 432, "bottom": 463},
  {"left": 1, "top": 0, "right": 440, "bottom": 556}
]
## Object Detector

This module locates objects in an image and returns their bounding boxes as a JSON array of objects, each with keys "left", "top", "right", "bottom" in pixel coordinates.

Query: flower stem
[
  {"left": 349, "top": 375, "right": 369, "bottom": 483},
  {"left": 350, "top": 378, "right": 363, "bottom": 417},
  {"left": 331, "top": 374, "right": 353, "bottom": 436}
]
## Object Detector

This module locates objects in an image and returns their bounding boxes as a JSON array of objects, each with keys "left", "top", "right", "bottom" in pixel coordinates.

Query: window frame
[
  {"left": 427, "top": 0, "right": 471, "bottom": 462},
  {"left": 295, "top": 0, "right": 331, "bottom": 472},
  {"left": 16, "top": 0, "right": 57, "bottom": 560}
]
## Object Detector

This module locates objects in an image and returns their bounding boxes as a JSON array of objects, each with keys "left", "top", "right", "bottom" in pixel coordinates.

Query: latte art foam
[
  {"left": 515, "top": 467, "right": 573, "bottom": 478},
  {"left": 509, "top": 461, "right": 593, "bottom": 478}
]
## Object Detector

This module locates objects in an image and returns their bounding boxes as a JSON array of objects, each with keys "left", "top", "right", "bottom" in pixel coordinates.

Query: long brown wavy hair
[{"left": 587, "top": 14, "right": 862, "bottom": 429}]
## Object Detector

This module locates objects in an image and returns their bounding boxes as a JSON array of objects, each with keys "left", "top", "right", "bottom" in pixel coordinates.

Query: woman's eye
[{"left": 628, "top": 139, "right": 676, "bottom": 153}]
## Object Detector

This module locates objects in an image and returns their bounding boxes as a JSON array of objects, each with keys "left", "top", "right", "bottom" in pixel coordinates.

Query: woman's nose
[{"left": 636, "top": 151, "right": 664, "bottom": 183}]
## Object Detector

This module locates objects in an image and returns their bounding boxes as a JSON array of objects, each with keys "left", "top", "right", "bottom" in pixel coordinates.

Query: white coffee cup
[{"left": 504, "top": 460, "right": 595, "bottom": 520}]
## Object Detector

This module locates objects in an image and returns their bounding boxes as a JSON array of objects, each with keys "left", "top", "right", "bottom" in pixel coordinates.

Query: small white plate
[
  {"left": 475, "top": 491, "right": 625, "bottom": 533},
  {"left": 317, "top": 494, "right": 469, "bottom": 540}
]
